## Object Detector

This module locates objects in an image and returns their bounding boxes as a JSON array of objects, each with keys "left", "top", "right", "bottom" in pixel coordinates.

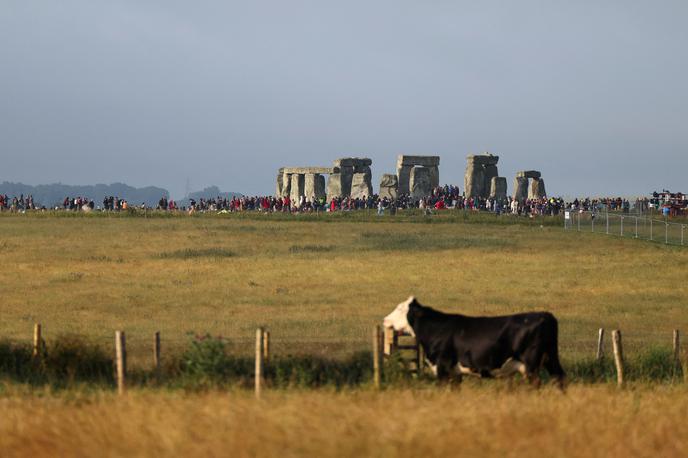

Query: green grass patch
[
  {"left": 359, "top": 231, "right": 512, "bottom": 251},
  {"left": 289, "top": 244, "right": 336, "bottom": 254},
  {"left": 156, "top": 247, "right": 236, "bottom": 259}
]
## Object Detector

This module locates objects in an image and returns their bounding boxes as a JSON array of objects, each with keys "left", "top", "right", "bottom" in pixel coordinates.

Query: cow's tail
[{"left": 542, "top": 313, "right": 566, "bottom": 390}]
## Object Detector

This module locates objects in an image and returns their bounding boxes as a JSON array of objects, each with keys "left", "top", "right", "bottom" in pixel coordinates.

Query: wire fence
[{"left": 564, "top": 210, "right": 687, "bottom": 246}]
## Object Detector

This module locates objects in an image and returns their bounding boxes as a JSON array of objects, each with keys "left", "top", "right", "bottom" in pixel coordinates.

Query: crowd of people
[
  {"left": 169, "top": 185, "right": 567, "bottom": 217},
  {"left": 0, "top": 194, "right": 37, "bottom": 211},
  {"left": 1, "top": 186, "right": 683, "bottom": 218}
]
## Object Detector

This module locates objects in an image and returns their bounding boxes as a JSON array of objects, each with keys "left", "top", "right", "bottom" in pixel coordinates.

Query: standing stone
[
  {"left": 379, "top": 174, "right": 398, "bottom": 200},
  {"left": 464, "top": 164, "right": 485, "bottom": 198},
  {"left": 410, "top": 167, "right": 431, "bottom": 199},
  {"left": 304, "top": 174, "right": 317, "bottom": 200},
  {"left": 490, "top": 177, "right": 507, "bottom": 200},
  {"left": 281, "top": 172, "right": 292, "bottom": 197},
  {"left": 314, "top": 174, "right": 326, "bottom": 199},
  {"left": 350, "top": 173, "right": 373, "bottom": 199},
  {"left": 340, "top": 171, "right": 353, "bottom": 197},
  {"left": 483, "top": 164, "right": 499, "bottom": 194},
  {"left": 529, "top": 178, "right": 546, "bottom": 199},
  {"left": 428, "top": 166, "right": 440, "bottom": 189},
  {"left": 513, "top": 176, "right": 529, "bottom": 202},
  {"left": 396, "top": 164, "right": 412, "bottom": 195},
  {"left": 396, "top": 155, "right": 439, "bottom": 194},
  {"left": 289, "top": 174, "right": 305, "bottom": 207},
  {"left": 276, "top": 170, "right": 284, "bottom": 197},
  {"left": 327, "top": 173, "right": 343, "bottom": 200}
]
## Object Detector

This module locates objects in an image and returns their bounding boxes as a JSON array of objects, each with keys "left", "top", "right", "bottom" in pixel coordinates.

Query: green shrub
[
  {"left": 156, "top": 247, "right": 236, "bottom": 259},
  {"left": 0, "top": 336, "right": 113, "bottom": 386},
  {"left": 43, "top": 334, "right": 114, "bottom": 385},
  {"left": 179, "top": 335, "right": 252, "bottom": 387}
]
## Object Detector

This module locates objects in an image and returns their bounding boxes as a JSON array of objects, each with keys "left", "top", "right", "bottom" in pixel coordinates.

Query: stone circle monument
[
  {"left": 463, "top": 153, "right": 507, "bottom": 200},
  {"left": 513, "top": 170, "right": 546, "bottom": 202},
  {"left": 396, "top": 155, "right": 440, "bottom": 195},
  {"left": 276, "top": 157, "right": 374, "bottom": 205},
  {"left": 328, "top": 158, "right": 373, "bottom": 200}
]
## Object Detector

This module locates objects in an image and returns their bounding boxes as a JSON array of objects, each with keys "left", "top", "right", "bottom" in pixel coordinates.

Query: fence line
[
  {"left": 564, "top": 210, "right": 686, "bottom": 247},
  {"left": 10, "top": 323, "right": 688, "bottom": 392}
]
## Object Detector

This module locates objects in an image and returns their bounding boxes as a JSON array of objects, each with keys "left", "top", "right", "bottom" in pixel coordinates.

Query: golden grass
[
  {"left": 2, "top": 213, "right": 688, "bottom": 456},
  {"left": 1, "top": 213, "right": 687, "bottom": 368},
  {"left": 1, "top": 385, "right": 687, "bottom": 457}
]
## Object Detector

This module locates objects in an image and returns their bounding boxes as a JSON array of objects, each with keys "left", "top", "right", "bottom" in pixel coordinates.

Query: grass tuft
[
  {"left": 289, "top": 245, "right": 335, "bottom": 254},
  {"left": 155, "top": 247, "right": 236, "bottom": 259}
]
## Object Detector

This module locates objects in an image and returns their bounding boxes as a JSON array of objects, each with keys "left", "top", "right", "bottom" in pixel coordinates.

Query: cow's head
[{"left": 383, "top": 296, "right": 417, "bottom": 336}]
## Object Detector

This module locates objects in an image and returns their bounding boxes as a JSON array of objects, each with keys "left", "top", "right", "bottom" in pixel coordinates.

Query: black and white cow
[{"left": 383, "top": 297, "right": 566, "bottom": 387}]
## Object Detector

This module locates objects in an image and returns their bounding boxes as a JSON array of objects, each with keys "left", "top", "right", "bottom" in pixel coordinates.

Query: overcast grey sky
[{"left": 1, "top": 1, "right": 686, "bottom": 198}]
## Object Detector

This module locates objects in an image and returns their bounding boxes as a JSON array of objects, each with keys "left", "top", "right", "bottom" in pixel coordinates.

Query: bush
[
  {"left": 565, "top": 347, "right": 682, "bottom": 384},
  {"left": 0, "top": 340, "right": 34, "bottom": 382},
  {"left": 43, "top": 334, "right": 114, "bottom": 385},
  {"left": 0, "top": 335, "right": 113, "bottom": 386},
  {"left": 179, "top": 335, "right": 252, "bottom": 387},
  {"left": 268, "top": 352, "right": 371, "bottom": 389}
]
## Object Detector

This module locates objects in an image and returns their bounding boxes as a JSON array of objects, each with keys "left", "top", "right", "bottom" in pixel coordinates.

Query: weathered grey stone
[
  {"left": 314, "top": 174, "right": 326, "bottom": 199},
  {"left": 340, "top": 171, "right": 353, "bottom": 197},
  {"left": 281, "top": 172, "right": 292, "bottom": 197},
  {"left": 489, "top": 177, "right": 507, "bottom": 200},
  {"left": 529, "top": 178, "right": 546, "bottom": 199},
  {"left": 513, "top": 176, "right": 529, "bottom": 202},
  {"left": 396, "top": 155, "right": 440, "bottom": 167},
  {"left": 467, "top": 154, "right": 499, "bottom": 166},
  {"left": 327, "top": 173, "right": 343, "bottom": 200},
  {"left": 333, "top": 157, "right": 372, "bottom": 168},
  {"left": 483, "top": 164, "right": 499, "bottom": 193},
  {"left": 396, "top": 156, "right": 440, "bottom": 193},
  {"left": 281, "top": 166, "right": 335, "bottom": 174},
  {"left": 428, "top": 166, "right": 440, "bottom": 189},
  {"left": 355, "top": 165, "right": 372, "bottom": 180},
  {"left": 517, "top": 170, "right": 541, "bottom": 179},
  {"left": 304, "top": 173, "right": 326, "bottom": 200},
  {"left": 410, "top": 167, "right": 432, "bottom": 199},
  {"left": 276, "top": 171, "right": 284, "bottom": 197},
  {"left": 396, "top": 164, "right": 412, "bottom": 195},
  {"left": 289, "top": 174, "right": 304, "bottom": 206},
  {"left": 350, "top": 172, "right": 373, "bottom": 199},
  {"left": 379, "top": 174, "right": 398, "bottom": 200},
  {"left": 464, "top": 164, "right": 485, "bottom": 198}
]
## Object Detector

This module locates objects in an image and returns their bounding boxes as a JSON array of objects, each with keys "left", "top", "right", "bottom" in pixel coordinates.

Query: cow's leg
[
  {"left": 436, "top": 355, "right": 461, "bottom": 386},
  {"left": 543, "top": 353, "right": 567, "bottom": 391},
  {"left": 520, "top": 348, "right": 545, "bottom": 389}
]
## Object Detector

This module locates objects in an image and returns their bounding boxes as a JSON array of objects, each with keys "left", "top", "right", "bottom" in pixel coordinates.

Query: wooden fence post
[
  {"left": 612, "top": 330, "right": 624, "bottom": 387},
  {"left": 255, "top": 327, "right": 264, "bottom": 399},
  {"left": 263, "top": 330, "right": 270, "bottom": 364},
  {"left": 115, "top": 331, "right": 127, "bottom": 395},
  {"left": 373, "top": 325, "right": 381, "bottom": 389},
  {"left": 153, "top": 331, "right": 161, "bottom": 372},
  {"left": 383, "top": 326, "right": 397, "bottom": 356},
  {"left": 33, "top": 323, "right": 42, "bottom": 358},
  {"left": 672, "top": 329, "right": 680, "bottom": 365},
  {"left": 416, "top": 340, "right": 425, "bottom": 377},
  {"left": 596, "top": 328, "right": 604, "bottom": 361}
]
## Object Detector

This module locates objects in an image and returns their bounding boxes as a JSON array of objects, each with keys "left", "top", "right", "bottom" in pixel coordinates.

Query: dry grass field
[
  {"left": 1, "top": 211, "right": 688, "bottom": 457},
  {"left": 1, "top": 212, "right": 686, "bottom": 365},
  {"left": 1, "top": 385, "right": 687, "bottom": 458}
]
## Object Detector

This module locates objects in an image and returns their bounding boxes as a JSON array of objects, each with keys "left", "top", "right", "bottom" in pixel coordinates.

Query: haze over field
[{"left": 1, "top": 1, "right": 686, "bottom": 198}]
